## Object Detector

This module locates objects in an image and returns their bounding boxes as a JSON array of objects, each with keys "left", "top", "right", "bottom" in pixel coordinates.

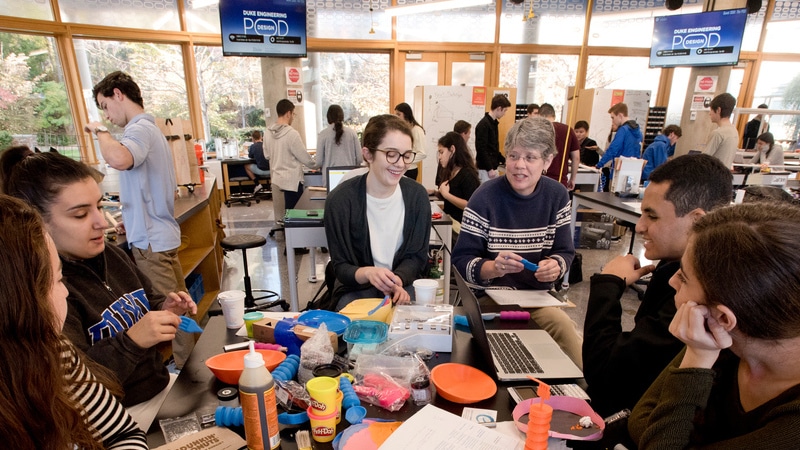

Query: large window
[
  {"left": 752, "top": 61, "right": 800, "bottom": 146},
  {"left": 303, "top": 52, "right": 390, "bottom": 149},
  {"left": 585, "top": 56, "right": 660, "bottom": 95},
  {"left": 75, "top": 40, "right": 189, "bottom": 160},
  {"left": 761, "top": 1, "right": 800, "bottom": 53},
  {"left": 500, "top": 0, "right": 587, "bottom": 46},
  {"left": 500, "top": 53, "right": 579, "bottom": 118},
  {"left": 395, "top": 1, "right": 495, "bottom": 43},
  {"left": 57, "top": 0, "right": 181, "bottom": 30},
  {"left": 194, "top": 46, "right": 264, "bottom": 144},
  {"left": 0, "top": 32, "right": 77, "bottom": 158},
  {"left": 589, "top": 1, "right": 702, "bottom": 48}
]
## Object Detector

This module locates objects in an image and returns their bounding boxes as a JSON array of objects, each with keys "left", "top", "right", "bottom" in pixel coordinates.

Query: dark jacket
[
  {"left": 582, "top": 260, "right": 684, "bottom": 417},
  {"left": 61, "top": 243, "right": 169, "bottom": 407},
  {"left": 324, "top": 174, "right": 431, "bottom": 304},
  {"left": 248, "top": 141, "right": 269, "bottom": 171},
  {"left": 474, "top": 113, "right": 504, "bottom": 171}
]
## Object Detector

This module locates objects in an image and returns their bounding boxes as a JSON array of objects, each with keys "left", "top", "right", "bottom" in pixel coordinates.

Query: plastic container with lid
[
  {"left": 297, "top": 310, "right": 351, "bottom": 336},
  {"left": 343, "top": 320, "right": 388, "bottom": 361}
]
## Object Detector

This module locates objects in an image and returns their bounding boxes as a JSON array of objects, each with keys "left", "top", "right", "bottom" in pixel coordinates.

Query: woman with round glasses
[
  {"left": 452, "top": 117, "right": 583, "bottom": 367},
  {"left": 325, "top": 114, "right": 432, "bottom": 310}
]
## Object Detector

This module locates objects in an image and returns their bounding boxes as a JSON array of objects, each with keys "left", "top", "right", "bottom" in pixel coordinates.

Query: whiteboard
[{"left": 414, "top": 86, "right": 488, "bottom": 190}]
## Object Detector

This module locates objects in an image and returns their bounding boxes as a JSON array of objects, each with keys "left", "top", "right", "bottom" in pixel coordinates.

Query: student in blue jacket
[
  {"left": 642, "top": 125, "right": 682, "bottom": 181},
  {"left": 596, "top": 103, "right": 643, "bottom": 175}
]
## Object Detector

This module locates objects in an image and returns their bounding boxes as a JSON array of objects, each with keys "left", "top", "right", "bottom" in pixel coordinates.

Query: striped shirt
[{"left": 62, "top": 340, "right": 148, "bottom": 449}]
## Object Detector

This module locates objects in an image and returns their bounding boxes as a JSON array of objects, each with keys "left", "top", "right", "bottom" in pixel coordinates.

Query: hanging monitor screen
[
  {"left": 219, "top": 0, "right": 307, "bottom": 58},
  {"left": 649, "top": 8, "right": 747, "bottom": 68}
]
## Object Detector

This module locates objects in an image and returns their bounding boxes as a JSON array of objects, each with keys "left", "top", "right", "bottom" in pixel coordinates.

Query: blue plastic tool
[
  {"left": 520, "top": 259, "right": 539, "bottom": 272},
  {"left": 178, "top": 316, "right": 203, "bottom": 333}
]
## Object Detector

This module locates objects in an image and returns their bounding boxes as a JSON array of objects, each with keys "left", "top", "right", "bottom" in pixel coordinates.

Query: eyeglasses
[
  {"left": 506, "top": 152, "right": 542, "bottom": 164},
  {"left": 374, "top": 148, "right": 416, "bottom": 165}
]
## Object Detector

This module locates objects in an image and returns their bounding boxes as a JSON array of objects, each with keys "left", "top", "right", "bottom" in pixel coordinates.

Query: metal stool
[
  {"left": 225, "top": 177, "right": 254, "bottom": 207},
  {"left": 220, "top": 234, "right": 288, "bottom": 310}
]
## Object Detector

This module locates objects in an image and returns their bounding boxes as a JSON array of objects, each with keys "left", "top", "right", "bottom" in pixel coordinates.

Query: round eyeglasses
[{"left": 374, "top": 148, "right": 416, "bottom": 165}]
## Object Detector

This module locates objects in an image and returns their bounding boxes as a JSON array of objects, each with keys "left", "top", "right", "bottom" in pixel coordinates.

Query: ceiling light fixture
[
  {"left": 369, "top": 0, "right": 376, "bottom": 34},
  {"left": 385, "top": 0, "right": 493, "bottom": 17}
]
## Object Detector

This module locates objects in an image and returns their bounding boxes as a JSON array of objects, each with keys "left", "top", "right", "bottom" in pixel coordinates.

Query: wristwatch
[{"left": 94, "top": 125, "right": 109, "bottom": 135}]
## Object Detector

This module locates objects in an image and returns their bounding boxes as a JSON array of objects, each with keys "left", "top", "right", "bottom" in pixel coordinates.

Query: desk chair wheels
[
  {"left": 226, "top": 177, "right": 254, "bottom": 207},
  {"left": 220, "top": 234, "right": 288, "bottom": 311}
]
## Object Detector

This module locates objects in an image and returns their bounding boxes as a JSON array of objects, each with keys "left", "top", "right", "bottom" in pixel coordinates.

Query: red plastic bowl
[
  {"left": 205, "top": 349, "right": 286, "bottom": 385},
  {"left": 431, "top": 363, "right": 497, "bottom": 404}
]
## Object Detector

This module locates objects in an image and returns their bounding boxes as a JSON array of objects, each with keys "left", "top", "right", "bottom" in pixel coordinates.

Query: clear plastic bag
[
  {"left": 299, "top": 323, "right": 334, "bottom": 385},
  {"left": 352, "top": 372, "right": 410, "bottom": 412}
]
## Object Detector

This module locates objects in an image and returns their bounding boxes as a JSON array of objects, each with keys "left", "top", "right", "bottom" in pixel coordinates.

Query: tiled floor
[{"left": 217, "top": 195, "right": 645, "bottom": 332}]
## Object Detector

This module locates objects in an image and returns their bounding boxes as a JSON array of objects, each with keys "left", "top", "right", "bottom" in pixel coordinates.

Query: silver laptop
[
  {"left": 326, "top": 166, "right": 360, "bottom": 193},
  {"left": 455, "top": 269, "right": 583, "bottom": 381}
]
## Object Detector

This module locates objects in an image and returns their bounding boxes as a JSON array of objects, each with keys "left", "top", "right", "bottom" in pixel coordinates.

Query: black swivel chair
[{"left": 219, "top": 234, "right": 288, "bottom": 311}]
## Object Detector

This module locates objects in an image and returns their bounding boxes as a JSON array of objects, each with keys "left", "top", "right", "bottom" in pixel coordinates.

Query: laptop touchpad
[{"left": 530, "top": 344, "right": 567, "bottom": 360}]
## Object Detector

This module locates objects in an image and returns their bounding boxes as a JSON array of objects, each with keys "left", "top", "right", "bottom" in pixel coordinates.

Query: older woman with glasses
[
  {"left": 452, "top": 116, "right": 583, "bottom": 368},
  {"left": 324, "top": 114, "right": 431, "bottom": 310}
]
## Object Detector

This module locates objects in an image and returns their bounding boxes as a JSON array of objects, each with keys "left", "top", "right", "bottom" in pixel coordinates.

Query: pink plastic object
[
  {"left": 253, "top": 342, "right": 288, "bottom": 352},
  {"left": 352, "top": 373, "right": 409, "bottom": 411},
  {"left": 499, "top": 311, "right": 531, "bottom": 321}
]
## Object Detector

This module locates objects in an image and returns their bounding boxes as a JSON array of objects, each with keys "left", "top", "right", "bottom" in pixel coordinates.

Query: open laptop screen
[{"left": 326, "top": 166, "right": 360, "bottom": 192}]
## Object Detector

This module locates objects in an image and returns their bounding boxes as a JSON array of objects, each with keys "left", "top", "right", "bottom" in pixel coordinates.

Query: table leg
[
  {"left": 285, "top": 231, "right": 300, "bottom": 312},
  {"left": 308, "top": 247, "right": 317, "bottom": 283}
]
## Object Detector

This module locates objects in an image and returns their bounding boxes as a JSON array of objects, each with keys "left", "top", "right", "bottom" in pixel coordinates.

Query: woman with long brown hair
[{"left": 0, "top": 195, "right": 146, "bottom": 448}]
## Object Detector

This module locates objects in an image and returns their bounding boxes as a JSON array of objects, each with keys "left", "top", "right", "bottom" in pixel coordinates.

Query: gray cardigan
[{"left": 324, "top": 174, "right": 431, "bottom": 303}]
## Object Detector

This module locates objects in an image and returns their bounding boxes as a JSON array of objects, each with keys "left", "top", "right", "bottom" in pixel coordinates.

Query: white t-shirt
[{"left": 366, "top": 186, "right": 405, "bottom": 270}]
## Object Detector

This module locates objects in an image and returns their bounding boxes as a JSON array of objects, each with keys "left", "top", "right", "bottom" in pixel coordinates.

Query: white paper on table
[
  {"left": 621, "top": 201, "right": 642, "bottom": 214},
  {"left": 379, "top": 404, "right": 523, "bottom": 450},
  {"left": 485, "top": 289, "right": 568, "bottom": 308}
]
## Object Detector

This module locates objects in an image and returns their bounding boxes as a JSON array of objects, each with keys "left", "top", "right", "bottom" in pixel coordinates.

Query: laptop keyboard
[{"left": 487, "top": 332, "right": 544, "bottom": 375}]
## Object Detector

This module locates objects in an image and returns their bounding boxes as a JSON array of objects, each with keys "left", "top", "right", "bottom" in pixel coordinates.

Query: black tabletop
[{"left": 146, "top": 310, "right": 560, "bottom": 448}]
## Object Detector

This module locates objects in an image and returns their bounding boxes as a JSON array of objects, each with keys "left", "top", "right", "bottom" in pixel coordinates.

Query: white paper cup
[
  {"left": 218, "top": 290, "right": 245, "bottom": 329},
  {"left": 413, "top": 279, "right": 438, "bottom": 305}
]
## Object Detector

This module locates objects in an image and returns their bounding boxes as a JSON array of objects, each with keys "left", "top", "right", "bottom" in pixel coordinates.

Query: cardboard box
[
  {"left": 155, "top": 117, "right": 193, "bottom": 186},
  {"left": 252, "top": 318, "right": 338, "bottom": 352}
]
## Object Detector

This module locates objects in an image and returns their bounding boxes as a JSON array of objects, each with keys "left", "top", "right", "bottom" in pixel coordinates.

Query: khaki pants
[
  {"left": 132, "top": 245, "right": 193, "bottom": 368},
  {"left": 530, "top": 306, "right": 584, "bottom": 370}
]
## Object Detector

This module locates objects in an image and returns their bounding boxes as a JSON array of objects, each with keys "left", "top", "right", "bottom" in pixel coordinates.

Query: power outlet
[{"left": 690, "top": 111, "right": 697, "bottom": 121}]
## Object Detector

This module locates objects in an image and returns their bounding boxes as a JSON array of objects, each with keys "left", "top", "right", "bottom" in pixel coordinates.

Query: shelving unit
[
  {"left": 174, "top": 177, "right": 224, "bottom": 320},
  {"left": 644, "top": 106, "right": 667, "bottom": 149}
]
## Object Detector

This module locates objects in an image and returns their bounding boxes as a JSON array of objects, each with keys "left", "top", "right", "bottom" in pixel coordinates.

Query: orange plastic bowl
[
  {"left": 431, "top": 363, "right": 497, "bottom": 404},
  {"left": 205, "top": 349, "right": 286, "bottom": 385}
]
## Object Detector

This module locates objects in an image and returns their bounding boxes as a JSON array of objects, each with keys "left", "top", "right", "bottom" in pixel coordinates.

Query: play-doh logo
[
  {"left": 310, "top": 399, "right": 328, "bottom": 412},
  {"left": 314, "top": 426, "right": 335, "bottom": 437}
]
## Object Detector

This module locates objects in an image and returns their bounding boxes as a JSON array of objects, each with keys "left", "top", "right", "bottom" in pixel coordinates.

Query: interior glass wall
[
  {"left": 57, "top": 0, "right": 181, "bottom": 30},
  {"left": 0, "top": 32, "right": 77, "bottom": 158},
  {"left": 499, "top": 0, "right": 587, "bottom": 46}
]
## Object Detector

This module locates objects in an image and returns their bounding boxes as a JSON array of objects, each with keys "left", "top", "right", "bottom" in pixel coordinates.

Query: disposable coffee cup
[
  {"left": 218, "top": 290, "right": 245, "bottom": 329},
  {"left": 413, "top": 279, "right": 438, "bottom": 305}
]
